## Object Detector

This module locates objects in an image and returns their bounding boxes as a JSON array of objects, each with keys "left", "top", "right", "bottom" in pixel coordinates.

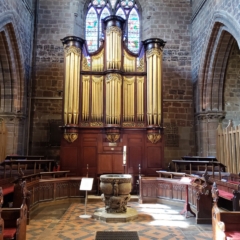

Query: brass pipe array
[
  {"left": 64, "top": 46, "right": 81, "bottom": 125},
  {"left": 146, "top": 48, "right": 163, "bottom": 126},
  {"left": 82, "top": 75, "right": 90, "bottom": 121},
  {"left": 106, "top": 26, "right": 122, "bottom": 70},
  {"left": 123, "top": 50, "right": 136, "bottom": 72},
  {"left": 92, "top": 49, "right": 104, "bottom": 71},
  {"left": 123, "top": 77, "right": 135, "bottom": 122},
  {"left": 105, "top": 74, "right": 122, "bottom": 124},
  {"left": 137, "top": 77, "right": 144, "bottom": 122},
  {"left": 92, "top": 76, "right": 103, "bottom": 121}
]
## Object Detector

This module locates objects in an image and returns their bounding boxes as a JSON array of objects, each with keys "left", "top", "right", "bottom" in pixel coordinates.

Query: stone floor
[{"left": 27, "top": 197, "right": 213, "bottom": 240}]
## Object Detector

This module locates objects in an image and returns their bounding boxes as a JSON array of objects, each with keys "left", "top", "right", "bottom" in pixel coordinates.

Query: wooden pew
[
  {"left": 212, "top": 182, "right": 240, "bottom": 240},
  {"left": 209, "top": 177, "right": 240, "bottom": 211},
  {"left": 12, "top": 179, "right": 31, "bottom": 225},
  {"left": 0, "top": 185, "right": 27, "bottom": 240},
  {"left": 1, "top": 159, "right": 55, "bottom": 178},
  {"left": 139, "top": 173, "right": 212, "bottom": 224}
]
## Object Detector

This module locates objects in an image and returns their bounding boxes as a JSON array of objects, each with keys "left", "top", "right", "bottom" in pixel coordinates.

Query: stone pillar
[{"left": 195, "top": 111, "right": 225, "bottom": 156}]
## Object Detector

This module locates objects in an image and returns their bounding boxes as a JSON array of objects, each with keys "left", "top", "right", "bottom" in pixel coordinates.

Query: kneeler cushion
[
  {"left": 226, "top": 231, "right": 240, "bottom": 240},
  {"left": 2, "top": 185, "right": 14, "bottom": 195},
  {"left": 3, "top": 228, "right": 16, "bottom": 239},
  {"left": 218, "top": 190, "right": 233, "bottom": 200}
]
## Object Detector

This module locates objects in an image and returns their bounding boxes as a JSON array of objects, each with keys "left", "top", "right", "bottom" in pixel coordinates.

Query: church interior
[{"left": 1, "top": 0, "right": 240, "bottom": 239}]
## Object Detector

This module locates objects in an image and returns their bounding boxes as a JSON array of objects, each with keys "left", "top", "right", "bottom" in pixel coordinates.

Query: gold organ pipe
[
  {"left": 157, "top": 56, "right": 161, "bottom": 125},
  {"left": 82, "top": 78, "right": 85, "bottom": 120},
  {"left": 73, "top": 54, "right": 78, "bottom": 124},
  {"left": 148, "top": 56, "right": 153, "bottom": 125},
  {"left": 76, "top": 55, "right": 80, "bottom": 124},
  {"left": 68, "top": 52, "right": 74, "bottom": 123},
  {"left": 106, "top": 82, "right": 108, "bottom": 123},
  {"left": 107, "top": 34, "right": 109, "bottom": 69},
  {"left": 118, "top": 79, "right": 121, "bottom": 123},
  {"left": 92, "top": 81, "right": 95, "bottom": 121},
  {"left": 64, "top": 54, "right": 70, "bottom": 124},
  {"left": 124, "top": 80, "right": 126, "bottom": 121},
  {"left": 113, "top": 32, "right": 115, "bottom": 69},
  {"left": 153, "top": 54, "right": 157, "bottom": 125}
]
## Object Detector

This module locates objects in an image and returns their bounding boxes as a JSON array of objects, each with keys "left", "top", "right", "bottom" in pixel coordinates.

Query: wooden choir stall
[
  {"left": 60, "top": 15, "right": 166, "bottom": 191},
  {"left": 139, "top": 172, "right": 212, "bottom": 224}
]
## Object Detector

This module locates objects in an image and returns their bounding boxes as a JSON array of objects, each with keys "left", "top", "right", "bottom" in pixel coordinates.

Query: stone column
[{"left": 195, "top": 111, "right": 225, "bottom": 156}]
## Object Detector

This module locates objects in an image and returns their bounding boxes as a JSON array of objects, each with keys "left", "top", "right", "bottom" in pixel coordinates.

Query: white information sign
[{"left": 80, "top": 178, "right": 94, "bottom": 191}]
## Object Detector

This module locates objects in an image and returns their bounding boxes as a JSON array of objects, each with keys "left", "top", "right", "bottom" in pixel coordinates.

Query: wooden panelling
[
  {"left": 146, "top": 146, "right": 162, "bottom": 168},
  {"left": 82, "top": 146, "right": 97, "bottom": 168},
  {"left": 128, "top": 146, "right": 143, "bottom": 170},
  {"left": 103, "top": 146, "right": 122, "bottom": 152},
  {"left": 98, "top": 154, "right": 112, "bottom": 173},
  {"left": 112, "top": 154, "right": 124, "bottom": 173},
  {"left": 60, "top": 130, "right": 164, "bottom": 184},
  {"left": 60, "top": 147, "right": 78, "bottom": 168}
]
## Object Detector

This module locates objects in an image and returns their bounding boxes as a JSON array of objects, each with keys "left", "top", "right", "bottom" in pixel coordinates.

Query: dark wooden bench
[
  {"left": 209, "top": 177, "right": 240, "bottom": 211},
  {"left": 1, "top": 159, "right": 55, "bottom": 178},
  {"left": 0, "top": 186, "right": 27, "bottom": 240},
  {"left": 212, "top": 182, "right": 240, "bottom": 240}
]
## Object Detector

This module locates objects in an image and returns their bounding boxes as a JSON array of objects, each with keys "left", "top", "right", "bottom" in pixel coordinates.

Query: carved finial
[
  {"left": 211, "top": 182, "right": 219, "bottom": 203},
  {"left": 202, "top": 168, "right": 209, "bottom": 183}
]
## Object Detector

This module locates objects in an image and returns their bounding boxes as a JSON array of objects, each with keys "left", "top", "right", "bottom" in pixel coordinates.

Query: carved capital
[
  {"left": 195, "top": 111, "right": 225, "bottom": 121},
  {"left": 147, "top": 133, "right": 161, "bottom": 144},
  {"left": 64, "top": 133, "right": 78, "bottom": 143}
]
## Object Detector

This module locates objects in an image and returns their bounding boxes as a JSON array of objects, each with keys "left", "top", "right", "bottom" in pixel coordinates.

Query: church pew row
[
  {"left": 0, "top": 186, "right": 27, "bottom": 240},
  {"left": 0, "top": 159, "right": 56, "bottom": 178},
  {"left": 139, "top": 176, "right": 212, "bottom": 224},
  {"left": 209, "top": 177, "right": 240, "bottom": 211},
  {"left": 212, "top": 182, "right": 240, "bottom": 240}
]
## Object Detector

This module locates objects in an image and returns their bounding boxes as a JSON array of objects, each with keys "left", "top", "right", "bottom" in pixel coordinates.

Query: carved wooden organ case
[{"left": 60, "top": 16, "right": 166, "bottom": 179}]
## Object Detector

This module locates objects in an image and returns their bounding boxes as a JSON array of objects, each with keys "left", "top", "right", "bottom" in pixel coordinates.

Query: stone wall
[
  {"left": 139, "top": 0, "right": 194, "bottom": 164},
  {"left": 29, "top": 0, "right": 85, "bottom": 156},
  {"left": 223, "top": 41, "right": 240, "bottom": 127},
  {"left": 0, "top": 0, "right": 35, "bottom": 156}
]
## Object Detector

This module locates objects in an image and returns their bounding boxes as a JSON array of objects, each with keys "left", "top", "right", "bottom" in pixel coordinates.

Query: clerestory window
[{"left": 85, "top": 0, "right": 140, "bottom": 54}]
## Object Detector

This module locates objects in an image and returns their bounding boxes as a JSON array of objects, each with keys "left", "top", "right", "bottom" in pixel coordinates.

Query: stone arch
[
  {"left": 197, "top": 10, "right": 240, "bottom": 113},
  {"left": 0, "top": 11, "right": 25, "bottom": 113}
]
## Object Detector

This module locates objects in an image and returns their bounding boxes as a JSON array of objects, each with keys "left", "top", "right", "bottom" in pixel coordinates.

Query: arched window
[{"left": 85, "top": 0, "right": 140, "bottom": 53}]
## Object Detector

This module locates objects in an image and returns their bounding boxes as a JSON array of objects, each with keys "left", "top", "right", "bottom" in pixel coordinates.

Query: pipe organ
[{"left": 60, "top": 16, "right": 166, "bottom": 183}]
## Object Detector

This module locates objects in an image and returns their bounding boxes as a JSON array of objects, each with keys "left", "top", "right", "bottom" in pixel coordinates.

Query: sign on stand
[{"left": 79, "top": 177, "right": 94, "bottom": 219}]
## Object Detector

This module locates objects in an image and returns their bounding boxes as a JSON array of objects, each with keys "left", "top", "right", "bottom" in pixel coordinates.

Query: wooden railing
[{"left": 217, "top": 120, "right": 240, "bottom": 174}]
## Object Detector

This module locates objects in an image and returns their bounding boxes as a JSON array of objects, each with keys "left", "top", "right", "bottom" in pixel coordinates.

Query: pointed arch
[
  {"left": 197, "top": 10, "right": 240, "bottom": 113},
  {"left": 0, "top": 11, "right": 25, "bottom": 113}
]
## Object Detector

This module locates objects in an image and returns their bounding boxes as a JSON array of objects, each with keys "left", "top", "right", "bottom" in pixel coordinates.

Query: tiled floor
[{"left": 27, "top": 197, "right": 213, "bottom": 240}]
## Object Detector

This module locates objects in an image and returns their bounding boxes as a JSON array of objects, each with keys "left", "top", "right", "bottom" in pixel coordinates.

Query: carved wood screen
[{"left": 60, "top": 16, "right": 166, "bottom": 177}]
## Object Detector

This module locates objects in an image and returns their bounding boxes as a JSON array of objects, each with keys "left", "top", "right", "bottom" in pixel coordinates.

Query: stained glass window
[
  {"left": 86, "top": 7, "right": 99, "bottom": 52},
  {"left": 99, "top": 7, "right": 110, "bottom": 38},
  {"left": 127, "top": 8, "right": 139, "bottom": 53},
  {"left": 85, "top": 0, "right": 140, "bottom": 53},
  {"left": 116, "top": 8, "right": 126, "bottom": 19}
]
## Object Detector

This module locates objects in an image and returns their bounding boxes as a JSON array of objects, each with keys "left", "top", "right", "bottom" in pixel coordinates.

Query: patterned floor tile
[{"left": 27, "top": 200, "right": 213, "bottom": 240}]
